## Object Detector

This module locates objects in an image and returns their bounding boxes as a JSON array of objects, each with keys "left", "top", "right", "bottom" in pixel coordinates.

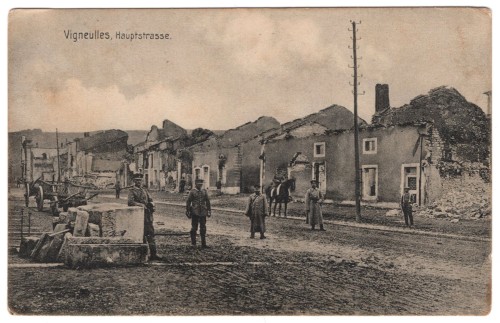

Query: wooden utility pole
[
  {"left": 418, "top": 135, "right": 423, "bottom": 206},
  {"left": 350, "top": 21, "right": 362, "bottom": 222},
  {"left": 56, "top": 128, "right": 61, "bottom": 183}
]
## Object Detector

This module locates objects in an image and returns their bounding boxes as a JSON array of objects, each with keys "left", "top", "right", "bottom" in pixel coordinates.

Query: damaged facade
[
  {"left": 65, "top": 130, "right": 130, "bottom": 188},
  {"left": 134, "top": 120, "right": 188, "bottom": 190},
  {"left": 21, "top": 137, "right": 67, "bottom": 183},
  {"left": 187, "top": 116, "right": 280, "bottom": 194},
  {"left": 259, "top": 104, "right": 367, "bottom": 194},
  {"left": 261, "top": 85, "right": 491, "bottom": 208}
]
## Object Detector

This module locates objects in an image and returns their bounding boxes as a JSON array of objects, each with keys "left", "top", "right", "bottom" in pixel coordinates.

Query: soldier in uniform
[
  {"left": 128, "top": 173, "right": 161, "bottom": 261},
  {"left": 305, "top": 180, "right": 326, "bottom": 231},
  {"left": 186, "top": 179, "right": 211, "bottom": 248},
  {"left": 245, "top": 185, "right": 268, "bottom": 239},
  {"left": 115, "top": 180, "right": 121, "bottom": 199},
  {"left": 401, "top": 187, "right": 414, "bottom": 228}
]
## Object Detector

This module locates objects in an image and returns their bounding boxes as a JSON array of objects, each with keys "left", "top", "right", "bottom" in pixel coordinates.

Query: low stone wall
[{"left": 63, "top": 237, "right": 148, "bottom": 268}]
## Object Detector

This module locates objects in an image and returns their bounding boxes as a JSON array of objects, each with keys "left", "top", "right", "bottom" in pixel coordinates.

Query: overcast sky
[{"left": 8, "top": 8, "right": 491, "bottom": 132}]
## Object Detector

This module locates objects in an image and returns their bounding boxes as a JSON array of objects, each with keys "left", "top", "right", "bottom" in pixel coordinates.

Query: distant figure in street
[
  {"left": 179, "top": 177, "right": 186, "bottom": 193},
  {"left": 401, "top": 187, "right": 414, "bottom": 227},
  {"left": 305, "top": 180, "right": 325, "bottom": 231},
  {"left": 114, "top": 180, "right": 121, "bottom": 199},
  {"left": 186, "top": 179, "right": 212, "bottom": 248},
  {"left": 245, "top": 185, "right": 268, "bottom": 239},
  {"left": 128, "top": 174, "right": 160, "bottom": 261}
]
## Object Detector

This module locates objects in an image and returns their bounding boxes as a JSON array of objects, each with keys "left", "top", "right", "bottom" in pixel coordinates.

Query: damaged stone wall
[{"left": 415, "top": 172, "right": 491, "bottom": 219}]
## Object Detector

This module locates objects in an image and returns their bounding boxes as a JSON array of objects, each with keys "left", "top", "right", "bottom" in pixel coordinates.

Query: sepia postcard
[{"left": 7, "top": 8, "right": 492, "bottom": 316}]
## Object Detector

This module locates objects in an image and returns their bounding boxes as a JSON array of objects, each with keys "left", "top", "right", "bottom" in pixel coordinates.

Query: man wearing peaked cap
[
  {"left": 128, "top": 173, "right": 161, "bottom": 261},
  {"left": 186, "top": 178, "right": 212, "bottom": 248}
]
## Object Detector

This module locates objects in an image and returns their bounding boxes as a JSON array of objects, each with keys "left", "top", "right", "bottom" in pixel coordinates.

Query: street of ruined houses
[{"left": 8, "top": 84, "right": 491, "bottom": 315}]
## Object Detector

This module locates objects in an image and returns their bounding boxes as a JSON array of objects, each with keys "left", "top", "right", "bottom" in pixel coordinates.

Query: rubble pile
[
  {"left": 19, "top": 203, "right": 148, "bottom": 267},
  {"left": 416, "top": 175, "right": 491, "bottom": 220}
]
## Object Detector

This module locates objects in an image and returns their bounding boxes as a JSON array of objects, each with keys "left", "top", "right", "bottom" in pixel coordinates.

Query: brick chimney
[{"left": 375, "top": 84, "right": 390, "bottom": 113}]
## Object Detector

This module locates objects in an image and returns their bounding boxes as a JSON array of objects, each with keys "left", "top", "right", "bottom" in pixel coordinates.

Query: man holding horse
[{"left": 305, "top": 180, "right": 326, "bottom": 231}]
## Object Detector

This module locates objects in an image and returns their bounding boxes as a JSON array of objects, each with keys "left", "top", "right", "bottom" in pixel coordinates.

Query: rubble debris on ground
[
  {"left": 416, "top": 174, "right": 491, "bottom": 220},
  {"left": 18, "top": 203, "right": 148, "bottom": 268}
]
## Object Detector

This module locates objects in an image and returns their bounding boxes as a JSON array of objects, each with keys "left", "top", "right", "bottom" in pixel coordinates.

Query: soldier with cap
[
  {"left": 401, "top": 187, "right": 414, "bottom": 228},
  {"left": 128, "top": 173, "right": 160, "bottom": 261},
  {"left": 186, "top": 178, "right": 212, "bottom": 248},
  {"left": 305, "top": 179, "right": 326, "bottom": 231},
  {"left": 245, "top": 185, "right": 268, "bottom": 239}
]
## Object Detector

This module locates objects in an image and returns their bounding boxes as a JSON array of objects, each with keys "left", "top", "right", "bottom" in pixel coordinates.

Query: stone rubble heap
[
  {"left": 421, "top": 174, "right": 491, "bottom": 220},
  {"left": 385, "top": 173, "right": 491, "bottom": 221},
  {"left": 18, "top": 203, "right": 148, "bottom": 268}
]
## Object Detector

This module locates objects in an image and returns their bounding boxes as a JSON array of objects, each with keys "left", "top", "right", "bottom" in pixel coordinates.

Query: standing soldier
[
  {"left": 186, "top": 179, "right": 211, "bottom": 248},
  {"left": 115, "top": 180, "right": 121, "bottom": 199},
  {"left": 128, "top": 174, "right": 160, "bottom": 261},
  {"left": 401, "top": 187, "right": 414, "bottom": 228},
  {"left": 305, "top": 180, "right": 326, "bottom": 231},
  {"left": 245, "top": 185, "right": 268, "bottom": 239}
]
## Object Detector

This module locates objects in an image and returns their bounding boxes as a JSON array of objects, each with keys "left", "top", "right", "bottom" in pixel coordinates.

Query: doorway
[
  {"left": 312, "top": 162, "right": 326, "bottom": 194},
  {"left": 401, "top": 164, "right": 419, "bottom": 204}
]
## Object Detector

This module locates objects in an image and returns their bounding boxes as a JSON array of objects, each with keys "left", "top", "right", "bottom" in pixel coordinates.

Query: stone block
[
  {"left": 112, "top": 207, "right": 145, "bottom": 243},
  {"left": 64, "top": 243, "right": 149, "bottom": 268},
  {"left": 78, "top": 204, "right": 144, "bottom": 243},
  {"left": 44, "top": 225, "right": 69, "bottom": 262},
  {"left": 73, "top": 211, "right": 90, "bottom": 237},
  {"left": 87, "top": 223, "right": 100, "bottom": 237},
  {"left": 78, "top": 203, "right": 126, "bottom": 225},
  {"left": 57, "top": 232, "right": 73, "bottom": 262},
  {"left": 30, "top": 233, "right": 50, "bottom": 260},
  {"left": 67, "top": 208, "right": 78, "bottom": 222},
  {"left": 18, "top": 236, "right": 40, "bottom": 258},
  {"left": 32, "top": 234, "right": 55, "bottom": 262},
  {"left": 58, "top": 212, "right": 69, "bottom": 224},
  {"left": 53, "top": 223, "right": 69, "bottom": 234}
]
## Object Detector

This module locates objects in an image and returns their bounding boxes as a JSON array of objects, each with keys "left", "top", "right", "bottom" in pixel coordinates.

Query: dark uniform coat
[
  {"left": 128, "top": 186, "right": 154, "bottom": 236},
  {"left": 186, "top": 188, "right": 211, "bottom": 217},
  {"left": 245, "top": 193, "right": 267, "bottom": 233}
]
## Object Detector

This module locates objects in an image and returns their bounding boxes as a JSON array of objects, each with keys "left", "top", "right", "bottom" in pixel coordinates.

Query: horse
[{"left": 265, "top": 178, "right": 295, "bottom": 217}]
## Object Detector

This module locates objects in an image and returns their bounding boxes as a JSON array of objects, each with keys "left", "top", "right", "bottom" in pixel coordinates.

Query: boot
[
  {"left": 201, "top": 235, "right": 209, "bottom": 248},
  {"left": 320, "top": 225, "right": 326, "bottom": 231},
  {"left": 190, "top": 231, "right": 196, "bottom": 246},
  {"left": 250, "top": 232, "right": 255, "bottom": 239},
  {"left": 311, "top": 225, "right": 315, "bottom": 231},
  {"left": 260, "top": 234, "right": 266, "bottom": 239}
]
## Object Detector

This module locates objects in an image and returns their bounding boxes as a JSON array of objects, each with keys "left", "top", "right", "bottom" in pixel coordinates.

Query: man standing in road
[
  {"left": 305, "top": 180, "right": 325, "bottom": 231},
  {"left": 245, "top": 185, "right": 268, "bottom": 239},
  {"left": 186, "top": 179, "right": 211, "bottom": 248},
  {"left": 401, "top": 187, "right": 414, "bottom": 228},
  {"left": 128, "top": 173, "right": 160, "bottom": 261},
  {"left": 115, "top": 180, "right": 121, "bottom": 199}
]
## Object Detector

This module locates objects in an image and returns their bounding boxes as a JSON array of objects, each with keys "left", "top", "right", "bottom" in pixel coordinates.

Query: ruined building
[{"left": 261, "top": 85, "right": 490, "bottom": 210}]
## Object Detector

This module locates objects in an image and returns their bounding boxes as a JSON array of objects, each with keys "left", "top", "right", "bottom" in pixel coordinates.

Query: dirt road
[{"left": 8, "top": 194, "right": 491, "bottom": 315}]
